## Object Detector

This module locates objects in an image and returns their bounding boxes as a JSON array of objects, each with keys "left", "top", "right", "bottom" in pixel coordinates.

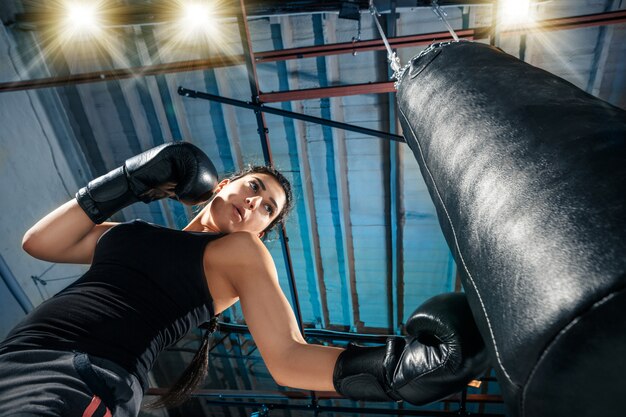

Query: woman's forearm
[
  {"left": 275, "top": 342, "right": 344, "bottom": 392},
  {"left": 22, "top": 199, "right": 116, "bottom": 264}
]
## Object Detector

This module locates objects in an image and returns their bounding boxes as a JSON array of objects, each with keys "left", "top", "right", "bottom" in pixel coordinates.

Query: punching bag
[{"left": 396, "top": 41, "right": 626, "bottom": 417}]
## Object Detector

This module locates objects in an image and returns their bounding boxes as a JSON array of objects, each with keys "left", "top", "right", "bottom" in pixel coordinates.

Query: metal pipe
[
  {"left": 178, "top": 87, "right": 405, "bottom": 142},
  {"left": 0, "top": 55, "right": 244, "bottom": 93},
  {"left": 0, "top": 253, "right": 33, "bottom": 314},
  {"left": 235, "top": 1, "right": 313, "bottom": 406},
  {"left": 278, "top": 227, "right": 306, "bottom": 329},
  {"left": 234, "top": 0, "right": 306, "bottom": 335},
  {"left": 236, "top": 3, "right": 272, "bottom": 163},
  {"left": 145, "top": 388, "right": 504, "bottom": 404},
  {"left": 386, "top": 2, "right": 402, "bottom": 335},
  {"left": 157, "top": 398, "right": 505, "bottom": 415}
]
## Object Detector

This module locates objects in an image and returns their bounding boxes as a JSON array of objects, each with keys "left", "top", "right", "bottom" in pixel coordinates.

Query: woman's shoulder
[
  {"left": 205, "top": 232, "right": 272, "bottom": 269},
  {"left": 215, "top": 231, "right": 269, "bottom": 254}
]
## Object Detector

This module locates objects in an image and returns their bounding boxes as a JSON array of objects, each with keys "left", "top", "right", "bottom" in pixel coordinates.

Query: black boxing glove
[
  {"left": 76, "top": 141, "right": 217, "bottom": 224},
  {"left": 333, "top": 292, "right": 489, "bottom": 405}
]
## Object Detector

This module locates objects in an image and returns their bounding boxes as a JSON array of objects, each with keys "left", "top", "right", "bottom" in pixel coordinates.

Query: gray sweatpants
[{"left": 0, "top": 349, "right": 142, "bottom": 417}]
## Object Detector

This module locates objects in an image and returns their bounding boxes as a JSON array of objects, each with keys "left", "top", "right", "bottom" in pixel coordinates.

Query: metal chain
[
  {"left": 393, "top": 39, "right": 470, "bottom": 89},
  {"left": 368, "top": 1, "right": 466, "bottom": 89}
]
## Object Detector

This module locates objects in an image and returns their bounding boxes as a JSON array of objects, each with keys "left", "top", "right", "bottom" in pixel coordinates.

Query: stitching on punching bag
[{"left": 397, "top": 103, "right": 515, "bottom": 386}]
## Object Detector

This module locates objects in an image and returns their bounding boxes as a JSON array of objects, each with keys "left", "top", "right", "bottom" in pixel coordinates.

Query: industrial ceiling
[{"left": 0, "top": 0, "right": 624, "bottom": 416}]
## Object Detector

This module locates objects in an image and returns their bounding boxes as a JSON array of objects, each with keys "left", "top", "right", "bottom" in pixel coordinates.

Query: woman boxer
[{"left": 0, "top": 142, "right": 487, "bottom": 416}]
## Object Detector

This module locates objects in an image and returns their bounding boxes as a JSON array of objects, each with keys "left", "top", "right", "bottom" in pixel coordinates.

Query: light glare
[
  {"left": 500, "top": 0, "right": 533, "bottom": 26},
  {"left": 155, "top": 0, "right": 240, "bottom": 60},
  {"left": 67, "top": 4, "right": 96, "bottom": 27},
  {"left": 183, "top": 3, "right": 212, "bottom": 29},
  {"left": 62, "top": 1, "right": 103, "bottom": 38},
  {"left": 174, "top": 1, "right": 218, "bottom": 42}
]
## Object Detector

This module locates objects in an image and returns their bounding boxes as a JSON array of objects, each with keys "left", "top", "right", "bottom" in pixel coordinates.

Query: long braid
[{"left": 147, "top": 316, "right": 219, "bottom": 409}]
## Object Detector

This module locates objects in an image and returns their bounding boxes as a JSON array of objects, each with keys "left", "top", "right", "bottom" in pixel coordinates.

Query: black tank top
[{"left": 0, "top": 220, "right": 220, "bottom": 390}]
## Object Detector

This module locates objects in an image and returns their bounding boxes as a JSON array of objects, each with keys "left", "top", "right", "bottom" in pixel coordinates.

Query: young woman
[{"left": 0, "top": 142, "right": 488, "bottom": 417}]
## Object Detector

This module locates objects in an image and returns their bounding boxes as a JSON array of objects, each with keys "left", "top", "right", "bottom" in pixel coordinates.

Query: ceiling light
[
  {"left": 158, "top": 0, "right": 238, "bottom": 58},
  {"left": 67, "top": 4, "right": 96, "bottom": 27},
  {"left": 500, "top": 0, "right": 533, "bottom": 26},
  {"left": 183, "top": 3, "right": 212, "bottom": 29},
  {"left": 62, "top": 1, "right": 104, "bottom": 38},
  {"left": 180, "top": 1, "right": 215, "bottom": 35}
]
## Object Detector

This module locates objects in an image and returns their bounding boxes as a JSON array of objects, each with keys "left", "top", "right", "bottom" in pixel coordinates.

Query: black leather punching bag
[{"left": 396, "top": 41, "right": 626, "bottom": 417}]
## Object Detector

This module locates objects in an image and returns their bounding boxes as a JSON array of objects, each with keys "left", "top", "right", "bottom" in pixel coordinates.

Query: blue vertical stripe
[
  {"left": 122, "top": 35, "right": 165, "bottom": 146},
  {"left": 141, "top": 27, "right": 183, "bottom": 141},
  {"left": 270, "top": 23, "right": 322, "bottom": 325},
  {"left": 202, "top": 69, "right": 236, "bottom": 173},
  {"left": 135, "top": 80, "right": 165, "bottom": 147},
  {"left": 105, "top": 82, "right": 142, "bottom": 155},
  {"left": 154, "top": 76, "right": 183, "bottom": 141},
  {"left": 312, "top": 15, "right": 350, "bottom": 325}
]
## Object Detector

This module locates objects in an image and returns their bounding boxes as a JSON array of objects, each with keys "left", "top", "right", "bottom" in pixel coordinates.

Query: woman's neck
[{"left": 183, "top": 214, "right": 220, "bottom": 233}]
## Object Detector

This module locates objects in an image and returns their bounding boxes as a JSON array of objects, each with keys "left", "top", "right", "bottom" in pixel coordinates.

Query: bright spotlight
[
  {"left": 500, "top": 0, "right": 533, "bottom": 26},
  {"left": 61, "top": 1, "right": 104, "bottom": 39},
  {"left": 67, "top": 4, "right": 96, "bottom": 27},
  {"left": 183, "top": 3, "right": 212, "bottom": 28},
  {"left": 178, "top": 1, "right": 216, "bottom": 38},
  {"left": 160, "top": 0, "right": 237, "bottom": 56}
]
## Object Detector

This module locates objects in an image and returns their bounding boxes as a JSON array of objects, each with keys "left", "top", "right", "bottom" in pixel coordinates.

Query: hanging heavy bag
[{"left": 396, "top": 41, "right": 626, "bottom": 417}]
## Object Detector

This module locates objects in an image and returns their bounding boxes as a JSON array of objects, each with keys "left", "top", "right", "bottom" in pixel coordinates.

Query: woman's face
[{"left": 200, "top": 173, "right": 286, "bottom": 237}]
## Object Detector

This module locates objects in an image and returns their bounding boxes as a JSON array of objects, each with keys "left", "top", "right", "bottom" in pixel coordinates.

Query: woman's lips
[{"left": 233, "top": 204, "right": 243, "bottom": 221}]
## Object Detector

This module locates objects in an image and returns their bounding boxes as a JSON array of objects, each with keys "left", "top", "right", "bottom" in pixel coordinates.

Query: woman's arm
[
  {"left": 23, "top": 143, "right": 218, "bottom": 265},
  {"left": 22, "top": 199, "right": 117, "bottom": 264},
  {"left": 205, "top": 232, "right": 343, "bottom": 392},
  {"left": 206, "top": 234, "right": 489, "bottom": 403}
]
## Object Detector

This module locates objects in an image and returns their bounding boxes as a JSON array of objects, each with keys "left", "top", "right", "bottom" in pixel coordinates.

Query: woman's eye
[
  {"left": 265, "top": 204, "right": 274, "bottom": 215},
  {"left": 249, "top": 181, "right": 258, "bottom": 192}
]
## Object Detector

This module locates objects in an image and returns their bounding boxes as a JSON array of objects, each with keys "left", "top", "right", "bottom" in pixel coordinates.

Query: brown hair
[{"left": 148, "top": 166, "right": 292, "bottom": 409}]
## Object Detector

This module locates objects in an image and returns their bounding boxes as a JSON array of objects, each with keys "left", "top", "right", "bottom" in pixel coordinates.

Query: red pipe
[
  {"left": 254, "top": 9, "right": 626, "bottom": 63},
  {"left": 2, "top": 10, "right": 624, "bottom": 94},
  {"left": 259, "top": 81, "right": 396, "bottom": 103},
  {"left": 255, "top": 28, "right": 486, "bottom": 62}
]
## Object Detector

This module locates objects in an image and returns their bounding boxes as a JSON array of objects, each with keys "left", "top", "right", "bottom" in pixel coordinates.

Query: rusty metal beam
[
  {"left": 255, "top": 28, "right": 488, "bottom": 63},
  {"left": 0, "top": 55, "right": 244, "bottom": 93},
  {"left": 257, "top": 9, "right": 626, "bottom": 103},
  {"left": 236, "top": 0, "right": 272, "bottom": 161},
  {"left": 254, "top": 9, "right": 626, "bottom": 64},
  {"left": 5, "top": 10, "right": 624, "bottom": 94},
  {"left": 259, "top": 81, "right": 395, "bottom": 103},
  {"left": 502, "top": 8, "right": 626, "bottom": 36}
]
